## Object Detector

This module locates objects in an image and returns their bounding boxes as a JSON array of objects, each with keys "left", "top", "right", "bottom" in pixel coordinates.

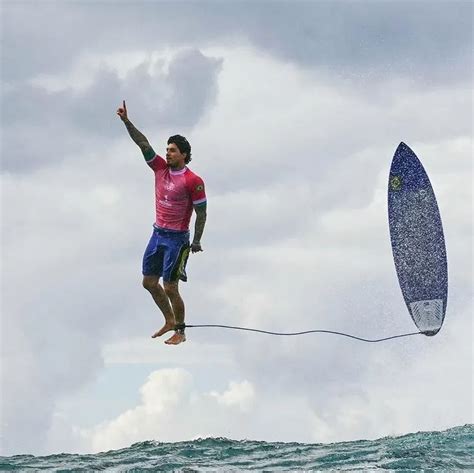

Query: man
[{"left": 117, "top": 100, "right": 207, "bottom": 345}]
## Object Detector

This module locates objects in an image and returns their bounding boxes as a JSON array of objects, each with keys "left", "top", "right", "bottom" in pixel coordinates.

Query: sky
[{"left": 1, "top": 0, "right": 472, "bottom": 456}]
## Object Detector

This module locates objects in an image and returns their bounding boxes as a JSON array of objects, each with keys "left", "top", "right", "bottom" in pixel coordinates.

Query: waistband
[{"left": 153, "top": 224, "right": 190, "bottom": 237}]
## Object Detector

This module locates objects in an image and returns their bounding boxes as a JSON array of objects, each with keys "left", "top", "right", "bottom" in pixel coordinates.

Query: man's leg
[
  {"left": 163, "top": 281, "right": 186, "bottom": 345},
  {"left": 142, "top": 275, "right": 176, "bottom": 338}
]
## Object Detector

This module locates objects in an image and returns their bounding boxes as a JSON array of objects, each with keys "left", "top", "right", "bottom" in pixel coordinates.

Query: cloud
[
  {"left": 80, "top": 369, "right": 257, "bottom": 453},
  {"left": 1, "top": 49, "right": 222, "bottom": 173},
  {"left": 2, "top": 2, "right": 471, "bottom": 85},
  {"left": 209, "top": 380, "right": 255, "bottom": 411},
  {"left": 242, "top": 1, "right": 472, "bottom": 83}
]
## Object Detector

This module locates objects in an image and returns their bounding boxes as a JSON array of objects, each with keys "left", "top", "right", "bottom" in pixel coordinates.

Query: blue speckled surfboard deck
[{"left": 388, "top": 142, "right": 448, "bottom": 335}]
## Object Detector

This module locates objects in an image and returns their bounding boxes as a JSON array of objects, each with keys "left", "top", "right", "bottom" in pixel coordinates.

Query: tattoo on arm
[
  {"left": 193, "top": 204, "right": 207, "bottom": 243},
  {"left": 123, "top": 119, "right": 155, "bottom": 159}
]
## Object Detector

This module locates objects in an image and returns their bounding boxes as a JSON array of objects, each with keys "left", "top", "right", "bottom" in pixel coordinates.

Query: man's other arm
[{"left": 191, "top": 203, "right": 207, "bottom": 253}]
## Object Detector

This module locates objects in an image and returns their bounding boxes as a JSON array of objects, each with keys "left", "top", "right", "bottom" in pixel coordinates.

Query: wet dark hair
[{"left": 168, "top": 135, "right": 192, "bottom": 164}]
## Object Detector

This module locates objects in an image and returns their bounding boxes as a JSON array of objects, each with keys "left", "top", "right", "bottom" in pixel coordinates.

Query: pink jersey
[{"left": 147, "top": 154, "right": 206, "bottom": 231}]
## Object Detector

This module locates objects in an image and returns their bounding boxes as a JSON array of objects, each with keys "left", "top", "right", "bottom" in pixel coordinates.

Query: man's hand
[
  {"left": 118, "top": 103, "right": 154, "bottom": 158},
  {"left": 117, "top": 100, "right": 128, "bottom": 121},
  {"left": 191, "top": 242, "right": 203, "bottom": 253}
]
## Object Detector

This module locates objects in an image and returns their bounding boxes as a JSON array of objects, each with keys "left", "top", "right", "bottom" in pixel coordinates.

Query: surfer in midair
[{"left": 117, "top": 101, "right": 207, "bottom": 345}]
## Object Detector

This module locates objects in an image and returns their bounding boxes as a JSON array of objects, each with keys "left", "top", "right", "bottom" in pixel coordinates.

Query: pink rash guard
[{"left": 147, "top": 154, "right": 207, "bottom": 231}]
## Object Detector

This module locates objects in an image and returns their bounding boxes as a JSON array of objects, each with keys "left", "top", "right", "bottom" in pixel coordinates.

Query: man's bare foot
[
  {"left": 151, "top": 321, "right": 175, "bottom": 338},
  {"left": 164, "top": 331, "right": 186, "bottom": 345}
]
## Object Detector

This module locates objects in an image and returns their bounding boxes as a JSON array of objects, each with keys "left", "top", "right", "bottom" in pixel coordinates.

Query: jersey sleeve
[
  {"left": 146, "top": 153, "right": 167, "bottom": 171},
  {"left": 188, "top": 175, "right": 207, "bottom": 205}
]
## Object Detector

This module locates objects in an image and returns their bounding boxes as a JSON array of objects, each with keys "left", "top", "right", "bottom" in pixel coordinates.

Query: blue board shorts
[{"left": 142, "top": 225, "right": 190, "bottom": 282}]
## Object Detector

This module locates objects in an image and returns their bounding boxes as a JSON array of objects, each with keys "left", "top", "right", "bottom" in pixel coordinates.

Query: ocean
[{"left": 1, "top": 424, "right": 472, "bottom": 471}]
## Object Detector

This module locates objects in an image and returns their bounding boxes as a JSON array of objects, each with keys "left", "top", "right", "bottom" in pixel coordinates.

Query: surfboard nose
[{"left": 393, "top": 142, "right": 416, "bottom": 162}]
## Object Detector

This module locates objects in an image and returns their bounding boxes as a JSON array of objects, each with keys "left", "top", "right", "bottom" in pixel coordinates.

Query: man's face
[{"left": 166, "top": 143, "right": 186, "bottom": 169}]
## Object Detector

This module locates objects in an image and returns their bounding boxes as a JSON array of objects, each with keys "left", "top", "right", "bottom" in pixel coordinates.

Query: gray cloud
[
  {"left": 1, "top": 49, "right": 222, "bottom": 173},
  {"left": 2, "top": 1, "right": 471, "bottom": 84},
  {"left": 241, "top": 1, "right": 472, "bottom": 83}
]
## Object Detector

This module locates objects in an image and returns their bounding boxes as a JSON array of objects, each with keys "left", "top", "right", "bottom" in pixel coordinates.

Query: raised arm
[{"left": 117, "top": 100, "right": 156, "bottom": 161}]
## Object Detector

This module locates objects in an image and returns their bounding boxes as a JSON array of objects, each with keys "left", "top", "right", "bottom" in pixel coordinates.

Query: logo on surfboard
[{"left": 390, "top": 175, "right": 402, "bottom": 191}]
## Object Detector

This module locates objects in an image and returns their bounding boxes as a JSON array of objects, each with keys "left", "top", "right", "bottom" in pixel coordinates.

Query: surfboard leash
[{"left": 175, "top": 324, "right": 425, "bottom": 343}]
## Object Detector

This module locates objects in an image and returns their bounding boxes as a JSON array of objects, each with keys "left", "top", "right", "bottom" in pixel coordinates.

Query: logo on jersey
[
  {"left": 195, "top": 184, "right": 204, "bottom": 192},
  {"left": 164, "top": 181, "right": 176, "bottom": 191}
]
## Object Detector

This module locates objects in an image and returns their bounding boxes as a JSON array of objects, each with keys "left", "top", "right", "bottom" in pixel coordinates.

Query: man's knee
[
  {"left": 163, "top": 281, "right": 179, "bottom": 299},
  {"left": 142, "top": 275, "right": 160, "bottom": 293}
]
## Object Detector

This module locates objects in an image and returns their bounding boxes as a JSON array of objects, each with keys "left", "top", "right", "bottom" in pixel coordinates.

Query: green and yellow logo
[
  {"left": 195, "top": 184, "right": 204, "bottom": 192},
  {"left": 390, "top": 175, "right": 402, "bottom": 191}
]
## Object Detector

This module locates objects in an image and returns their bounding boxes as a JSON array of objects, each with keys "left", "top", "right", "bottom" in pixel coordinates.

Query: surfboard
[{"left": 388, "top": 142, "right": 448, "bottom": 336}]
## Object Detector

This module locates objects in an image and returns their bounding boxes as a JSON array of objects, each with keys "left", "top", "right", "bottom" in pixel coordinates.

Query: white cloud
[
  {"left": 80, "top": 369, "right": 257, "bottom": 453},
  {"left": 209, "top": 380, "right": 255, "bottom": 411},
  {"left": 85, "top": 369, "right": 192, "bottom": 452}
]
